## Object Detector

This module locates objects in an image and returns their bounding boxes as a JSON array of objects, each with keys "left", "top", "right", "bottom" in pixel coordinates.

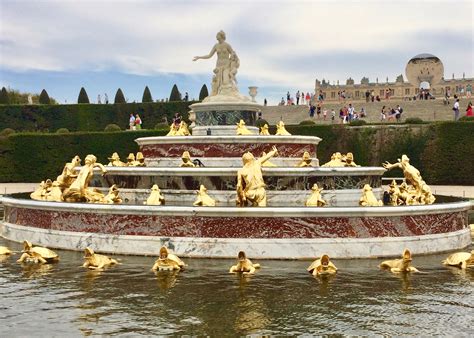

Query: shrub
[
  {"left": 299, "top": 120, "right": 316, "bottom": 125},
  {"left": 0, "top": 87, "right": 9, "bottom": 104},
  {"left": 0, "top": 128, "right": 15, "bottom": 136},
  {"left": 405, "top": 117, "right": 424, "bottom": 124},
  {"left": 459, "top": 115, "right": 474, "bottom": 122},
  {"left": 349, "top": 119, "right": 367, "bottom": 126},
  {"left": 142, "top": 86, "right": 153, "bottom": 103},
  {"left": 77, "top": 87, "right": 90, "bottom": 104},
  {"left": 104, "top": 124, "right": 121, "bottom": 132},
  {"left": 114, "top": 88, "right": 126, "bottom": 104},
  {"left": 56, "top": 128, "right": 70, "bottom": 134},
  {"left": 155, "top": 122, "right": 170, "bottom": 130},
  {"left": 169, "top": 84, "right": 181, "bottom": 101},
  {"left": 39, "top": 89, "right": 51, "bottom": 104},
  {"left": 198, "top": 84, "right": 209, "bottom": 100},
  {"left": 255, "top": 119, "right": 269, "bottom": 128}
]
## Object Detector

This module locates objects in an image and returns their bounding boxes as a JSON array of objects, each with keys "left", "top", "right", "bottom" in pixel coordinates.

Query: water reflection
[{"left": 154, "top": 270, "right": 179, "bottom": 290}]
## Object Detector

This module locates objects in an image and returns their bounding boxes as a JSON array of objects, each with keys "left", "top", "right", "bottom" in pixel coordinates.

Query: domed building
[{"left": 315, "top": 53, "right": 472, "bottom": 101}]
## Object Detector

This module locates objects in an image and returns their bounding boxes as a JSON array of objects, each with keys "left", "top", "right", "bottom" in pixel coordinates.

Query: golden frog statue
[
  {"left": 380, "top": 249, "right": 419, "bottom": 273},
  {"left": 343, "top": 152, "right": 359, "bottom": 167},
  {"left": 30, "top": 179, "right": 53, "bottom": 201},
  {"left": 442, "top": 250, "right": 474, "bottom": 269},
  {"left": 56, "top": 155, "right": 81, "bottom": 189},
  {"left": 387, "top": 180, "right": 401, "bottom": 206},
  {"left": 45, "top": 181, "right": 63, "bottom": 202},
  {"left": 82, "top": 247, "right": 119, "bottom": 270},
  {"left": 229, "top": 251, "right": 261, "bottom": 275},
  {"left": 275, "top": 120, "right": 291, "bottom": 135},
  {"left": 359, "top": 184, "right": 383, "bottom": 206},
  {"left": 0, "top": 246, "right": 13, "bottom": 255},
  {"left": 297, "top": 151, "right": 313, "bottom": 167},
  {"left": 193, "top": 184, "right": 216, "bottom": 206},
  {"left": 17, "top": 240, "right": 59, "bottom": 264},
  {"left": 152, "top": 247, "right": 186, "bottom": 271},
  {"left": 145, "top": 184, "right": 165, "bottom": 205},
  {"left": 135, "top": 152, "right": 146, "bottom": 166},
  {"left": 306, "top": 183, "right": 327, "bottom": 207},
  {"left": 321, "top": 152, "right": 345, "bottom": 167},
  {"left": 180, "top": 151, "right": 196, "bottom": 167},
  {"left": 103, "top": 184, "right": 122, "bottom": 204},
  {"left": 259, "top": 124, "right": 270, "bottom": 135},
  {"left": 107, "top": 152, "right": 126, "bottom": 167},
  {"left": 307, "top": 254, "right": 338, "bottom": 276},
  {"left": 236, "top": 119, "right": 254, "bottom": 135},
  {"left": 236, "top": 146, "right": 278, "bottom": 207},
  {"left": 176, "top": 121, "right": 191, "bottom": 136}
]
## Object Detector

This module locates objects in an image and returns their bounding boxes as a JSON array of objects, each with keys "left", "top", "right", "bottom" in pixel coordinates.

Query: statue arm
[
  {"left": 382, "top": 161, "right": 400, "bottom": 171},
  {"left": 94, "top": 163, "right": 107, "bottom": 175},
  {"left": 258, "top": 146, "right": 278, "bottom": 164},
  {"left": 193, "top": 45, "right": 217, "bottom": 61}
]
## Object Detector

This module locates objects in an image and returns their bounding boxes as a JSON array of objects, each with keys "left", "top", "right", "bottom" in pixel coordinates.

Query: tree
[
  {"left": 39, "top": 89, "right": 51, "bottom": 104},
  {"left": 142, "top": 86, "right": 153, "bottom": 103},
  {"left": 114, "top": 88, "right": 126, "bottom": 104},
  {"left": 77, "top": 87, "right": 90, "bottom": 103},
  {"left": 198, "top": 84, "right": 209, "bottom": 101},
  {"left": 0, "top": 87, "right": 9, "bottom": 104},
  {"left": 169, "top": 84, "right": 181, "bottom": 101}
]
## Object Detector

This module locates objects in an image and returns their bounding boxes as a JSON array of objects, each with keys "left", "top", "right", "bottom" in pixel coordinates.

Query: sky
[{"left": 0, "top": 0, "right": 473, "bottom": 105}]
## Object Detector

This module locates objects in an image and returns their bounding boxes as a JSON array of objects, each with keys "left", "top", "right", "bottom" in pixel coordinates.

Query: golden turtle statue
[
  {"left": 275, "top": 120, "right": 291, "bottom": 135},
  {"left": 442, "top": 250, "right": 474, "bottom": 269},
  {"left": 82, "top": 247, "right": 119, "bottom": 270},
  {"left": 296, "top": 151, "right": 313, "bottom": 167},
  {"left": 145, "top": 184, "right": 165, "bottom": 205},
  {"left": 0, "top": 246, "right": 13, "bottom": 255},
  {"left": 103, "top": 184, "right": 122, "bottom": 204},
  {"left": 180, "top": 151, "right": 196, "bottom": 167},
  {"left": 343, "top": 152, "right": 359, "bottom": 167},
  {"left": 152, "top": 247, "right": 186, "bottom": 271},
  {"left": 135, "top": 152, "right": 146, "bottom": 166},
  {"left": 107, "top": 152, "right": 126, "bottom": 167},
  {"left": 359, "top": 184, "right": 383, "bottom": 206},
  {"left": 307, "top": 254, "right": 338, "bottom": 276},
  {"left": 17, "top": 240, "right": 59, "bottom": 264},
  {"left": 229, "top": 251, "right": 261, "bottom": 275},
  {"left": 379, "top": 249, "right": 419, "bottom": 273},
  {"left": 193, "top": 184, "right": 216, "bottom": 206}
]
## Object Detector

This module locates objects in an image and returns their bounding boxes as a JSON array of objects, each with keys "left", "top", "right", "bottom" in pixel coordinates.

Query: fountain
[{"left": 0, "top": 31, "right": 471, "bottom": 259}]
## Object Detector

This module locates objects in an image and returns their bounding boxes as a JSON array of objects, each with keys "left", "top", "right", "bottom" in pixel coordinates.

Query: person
[
  {"left": 305, "top": 92, "right": 310, "bottom": 105},
  {"left": 184, "top": 92, "right": 189, "bottom": 101},
  {"left": 365, "top": 90, "right": 370, "bottom": 102},
  {"left": 316, "top": 103, "right": 321, "bottom": 119},
  {"left": 466, "top": 102, "right": 473, "bottom": 117},
  {"left": 173, "top": 112, "right": 182, "bottom": 126},
  {"left": 104, "top": 93, "right": 109, "bottom": 104},
  {"left": 264, "top": 98, "right": 267, "bottom": 106},
  {"left": 309, "top": 105, "right": 315, "bottom": 118},
  {"left": 453, "top": 98, "right": 460, "bottom": 121},
  {"left": 287, "top": 91, "right": 290, "bottom": 102},
  {"left": 129, "top": 113, "right": 136, "bottom": 130},
  {"left": 323, "top": 109, "right": 327, "bottom": 120},
  {"left": 97, "top": 94, "right": 101, "bottom": 104},
  {"left": 296, "top": 90, "right": 300, "bottom": 105},
  {"left": 360, "top": 107, "right": 366, "bottom": 118},
  {"left": 279, "top": 97, "right": 285, "bottom": 106},
  {"left": 331, "top": 109, "right": 336, "bottom": 123},
  {"left": 347, "top": 103, "right": 355, "bottom": 122},
  {"left": 380, "top": 106, "right": 386, "bottom": 122},
  {"left": 466, "top": 84, "right": 472, "bottom": 98},
  {"left": 135, "top": 114, "right": 142, "bottom": 129}
]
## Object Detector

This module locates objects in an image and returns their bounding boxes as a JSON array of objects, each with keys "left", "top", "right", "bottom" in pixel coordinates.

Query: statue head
[
  {"left": 238, "top": 251, "right": 246, "bottom": 261},
  {"left": 127, "top": 153, "right": 135, "bottom": 161},
  {"left": 182, "top": 151, "right": 192, "bottom": 162},
  {"left": 85, "top": 154, "right": 97, "bottom": 165},
  {"left": 72, "top": 155, "right": 81, "bottom": 165},
  {"left": 346, "top": 152, "right": 354, "bottom": 162},
  {"left": 199, "top": 184, "right": 207, "bottom": 193},
  {"left": 151, "top": 184, "right": 160, "bottom": 191},
  {"left": 242, "top": 152, "right": 255, "bottom": 164},
  {"left": 216, "top": 30, "right": 226, "bottom": 42},
  {"left": 302, "top": 151, "right": 311, "bottom": 161},
  {"left": 159, "top": 246, "right": 169, "bottom": 259},
  {"left": 402, "top": 249, "right": 412, "bottom": 262},
  {"left": 84, "top": 247, "right": 95, "bottom": 258},
  {"left": 320, "top": 254, "right": 330, "bottom": 267},
  {"left": 401, "top": 155, "right": 410, "bottom": 163},
  {"left": 109, "top": 184, "right": 119, "bottom": 195},
  {"left": 136, "top": 152, "right": 144, "bottom": 161},
  {"left": 22, "top": 240, "right": 33, "bottom": 252},
  {"left": 363, "top": 184, "right": 372, "bottom": 192},
  {"left": 108, "top": 152, "right": 120, "bottom": 161}
]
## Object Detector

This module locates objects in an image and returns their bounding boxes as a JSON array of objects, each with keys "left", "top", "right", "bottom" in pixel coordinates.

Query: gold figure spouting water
[
  {"left": 145, "top": 184, "right": 165, "bottom": 205},
  {"left": 17, "top": 240, "right": 59, "bottom": 264},
  {"left": 193, "top": 184, "right": 216, "bottom": 206},
  {"left": 236, "top": 146, "right": 278, "bottom": 207},
  {"left": 306, "top": 184, "right": 327, "bottom": 207},
  {"left": 107, "top": 152, "right": 126, "bottom": 167},
  {"left": 45, "top": 181, "right": 63, "bottom": 202},
  {"left": 260, "top": 151, "right": 277, "bottom": 167},
  {"left": 359, "top": 184, "right": 383, "bottom": 206},
  {"left": 103, "top": 184, "right": 122, "bottom": 204},
  {"left": 82, "top": 247, "right": 120, "bottom": 270},
  {"left": 56, "top": 155, "right": 81, "bottom": 188},
  {"left": 297, "top": 151, "right": 313, "bottom": 167},
  {"left": 442, "top": 250, "right": 474, "bottom": 269},
  {"left": 275, "top": 120, "right": 291, "bottom": 135},
  {"left": 180, "top": 151, "right": 196, "bottom": 167},
  {"left": 343, "top": 152, "right": 359, "bottom": 167},
  {"left": 379, "top": 249, "right": 419, "bottom": 273},
  {"left": 321, "top": 152, "right": 345, "bottom": 167},
  {"left": 387, "top": 180, "right": 401, "bottom": 206},
  {"left": 30, "top": 179, "right": 53, "bottom": 201},
  {"left": 383, "top": 154, "right": 435, "bottom": 205},
  {"left": 259, "top": 124, "right": 270, "bottom": 135},
  {"left": 307, "top": 254, "right": 338, "bottom": 276},
  {"left": 236, "top": 119, "right": 254, "bottom": 135},
  {"left": 152, "top": 247, "right": 186, "bottom": 271},
  {"left": 176, "top": 121, "right": 191, "bottom": 136},
  {"left": 0, "top": 246, "right": 13, "bottom": 255},
  {"left": 135, "top": 152, "right": 146, "bottom": 166},
  {"left": 229, "top": 251, "right": 260, "bottom": 275}
]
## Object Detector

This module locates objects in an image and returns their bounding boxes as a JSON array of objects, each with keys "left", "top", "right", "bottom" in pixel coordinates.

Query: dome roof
[{"left": 409, "top": 53, "right": 440, "bottom": 61}]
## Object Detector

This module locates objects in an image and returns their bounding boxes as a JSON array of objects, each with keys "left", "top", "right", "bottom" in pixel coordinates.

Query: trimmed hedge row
[
  {"left": 0, "top": 122, "right": 472, "bottom": 184},
  {"left": 0, "top": 101, "right": 197, "bottom": 132}
]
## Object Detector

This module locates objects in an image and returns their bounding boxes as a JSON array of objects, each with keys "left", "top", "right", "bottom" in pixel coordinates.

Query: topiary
[
  {"left": 0, "top": 128, "right": 15, "bottom": 136},
  {"left": 155, "top": 122, "right": 170, "bottom": 129},
  {"left": 349, "top": 119, "right": 367, "bottom": 126},
  {"left": 104, "top": 123, "right": 121, "bottom": 132},
  {"left": 114, "top": 88, "right": 126, "bottom": 104},
  {"left": 56, "top": 128, "right": 70, "bottom": 134},
  {"left": 459, "top": 115, "right": 474, "bottom": 122},
  {"left": 77, "top": 87, "right": 90, "bottom": 104},
  {"left": 405, "top": 117, "right": 424, "bottom": 124},
  {"left": 169, "top": 84, "right": 181, "bottom": 101},
  {"left": 255, "top": 119, "right": 269, "bottom": 128},
  {"left": 299, "top": 120, "right": 316, "bottom": 125},
  {"left": 39, "top": 89, "right": 51, "bottom": 104},
  {"left": 198, "top": 84, "right": 209, "bottom": 101},
  {"left": 142, "top": 86, "right": 153, "bottom": 103}
]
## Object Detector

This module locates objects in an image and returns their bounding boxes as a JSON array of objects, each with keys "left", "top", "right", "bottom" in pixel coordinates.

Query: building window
[
  {"left": 405, "top": 88, "right": 410, "bottom": 95},
  {"left": 355, "top": 91, "right": 360, "bottom": 98},
  {"left": 415, "top": 88, "right": 419, "bottom": 94},
  {"left": 331, "top": 92, "right": 335, "bottom": 99}
]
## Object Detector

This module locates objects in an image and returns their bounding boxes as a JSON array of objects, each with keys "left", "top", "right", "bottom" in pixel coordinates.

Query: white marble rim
[
  {"left": 189, "top": 101, "right": 262, "bottom": 110},
  {"left": 135, "top": 135, "right": 322, "bottom": 145},
  {"left": 1, "top": 196, "right": 470, "bottom": 217},
  {"left": 1, "top": 222, "right": 470, "bottom": 259},
  {"left": 92, "top": 166, "right": 387, "bottom": 176}
]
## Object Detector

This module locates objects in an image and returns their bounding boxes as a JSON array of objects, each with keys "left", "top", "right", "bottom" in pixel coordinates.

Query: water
[{"left": 1, "top": 237, "right": 473, "bottom": 336}]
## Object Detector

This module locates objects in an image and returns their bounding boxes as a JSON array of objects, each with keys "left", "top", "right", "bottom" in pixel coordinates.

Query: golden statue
[
  {"left": 166, "top": 123, "right": 179, "bottom": 136},
  {"left": 236, "top": 119, "right": 254, "bottom": 135},
  {"left": 103, "top": 184, "right": 122, "bottom": 204},
  {"left": 260, "top": 151, "right": 277, "bottom": 167},
  {"left": 107, "top": 152, "right": 126, "bottom": 167},
  {"left": 275, "top": 120, "right": 291, "bottom": 135},
  {"left": 306, "top": 184, "right": 327, "bottom": 207},
  {"left": 17, "top": 240, "right": 59, "bottom": 264},
  {"left": 193, "top": 184, "right": 216, "bottom": 206},
  {"left": 126, "top": 153, "right": 137, "bottom": 166},
  {"left": 383, "top": 154, "right": 435, "bottom": 205},
  {"left": 45, "top": 181, "right": 63, "bottom": 202},
  {"left": 236, "top": 146, "right": 278, "bottom": 207},
  {"left": 442, "top": 250, "right": 474, "bottom": 269},
  {"left": 387, "top": 180, "right": 401, "bottom": 206},
  {"left": 56, "top": 155, "right": 81, "bottom": 189},
  {"left": 180, "top": 151, "right": 196, "bottom": 167},
  {"left": 307, "top": 254, "right": 338, "bottom": 276},
  {"left": 82, "top": 247, "right": 120, "bottom": 270},
  {"left": 229, "top": 251, "right": 261, "bottom": 275},
  {"left": 259, "top": 124, "right": 270, "bottom": 135},
  {"left": 296, "top": 151, "right": 313, "bottom": 167},
  {"left": 379, "top": 249, "right": 419, "bottom": 273},
  {"left": 62, "top": 154, "right": 107, "bottom": 203},
  {"left": 135, "top": 152, "right": 146, "bottom": 166},
  {"left": 0, "top": 246, "right": 13, "bottom": 255},
  {"left": 176, "top": 121, "right": 191, "bottom": 136},
  {"left": 145, "top": 184, "right": 165, "bottom": 205},
  {"left": 322, "top": 152, "right": 345, "bottom": 167},
  {"left": 359, "top": 184, "right": 383, "bottom": 206},
  {"left": 30, "top": 179, "right": 53, "bottom": 201},
  {"left": 151, "top": 247, "right": 186, "bottom": 271},
  {"left": 343, "top": 152, "right": 359, "bottom": 167}
]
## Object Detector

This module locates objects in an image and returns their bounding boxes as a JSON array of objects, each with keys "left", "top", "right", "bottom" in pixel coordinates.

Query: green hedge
[
  {"left": 0, "top": 122, "right": 472, "bottom": 184},
  {"left": 0, "top": 101, "right": 197, "bottom": 132}
]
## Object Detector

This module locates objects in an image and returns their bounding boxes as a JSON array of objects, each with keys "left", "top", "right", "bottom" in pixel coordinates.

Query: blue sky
[{"left": 0, "top": 0, "right": 472, "bottom": 105}]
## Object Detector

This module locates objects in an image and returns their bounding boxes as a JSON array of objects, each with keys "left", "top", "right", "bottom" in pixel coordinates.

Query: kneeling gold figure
[
  {"left": 307, "top": 254, "right": 337, "bottom": 276},
  {"left": 229, "top": 251, "right": 261, "bottom": 275},
  {"left": 152, "top": 247, "right": 186, "bottom": 272}
]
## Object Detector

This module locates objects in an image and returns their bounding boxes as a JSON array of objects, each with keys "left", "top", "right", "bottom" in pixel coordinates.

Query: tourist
[
  {"left": 104, "top": 93, "right": 109, "bottom": 104},
  {"left": 466, "top": 84, "right": 472, "bottom": 98},
  {"left": 129, "top": 113, "right": 136, "bottom": 130},
  {"left": 347, "top": 103, "right": 355, "bottom": 122},
  {"left": 305, "top": 92, "right": 310, "bottom": 105},
  {"left": 184, "top": 92, "right": 189, "bottom": 101},
  {"left": 395, "top": 104, "right": 403, "bottom": 122},
  {"left": 331, "top": 109, "right": 336, "bottom": 123},
  {"left": 371, "top": 90, "right": 375, "bottom": 102},
  {"left": 466, "top": 102, "right": 473, "bottom": 117},
  {"left": 323, "top": 109, "right": 327, "bottom": 120},
  {"left": 309, "top": 105, "right": 315, "bottom": 118},
  {"left": 286, "top": 91, "right": 290, "bottom": 102},
  {"left": 453, "top": 99, "right": 460, "bottom": 121},
  {"left": 365, "top": 90, "right": 370, "bottom": 102},
  {"left": 279, "top": 97, "right": 285, "bottom": 106},
  {"left": 97, "top": 94, "right": 101, "bottom": 104},
  {"left": 316, "top": 103, "right": 322, "bottom": 119},
  {"left": 135, "top": 114, "right": 142, "bottom": 129},
  {"left": 380, "top": 106, "right": 387, "bottom": 122},
  {"left": 296, "top": 91, "right": 300, "bottom": 105},
  {"left": 264, "top": 98, "right": 267, "bottom": 106},
  {"left": 360, "top": 107, "right": 366, "bottom": 118}
]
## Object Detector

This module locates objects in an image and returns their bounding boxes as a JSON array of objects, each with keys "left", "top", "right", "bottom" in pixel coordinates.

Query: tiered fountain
[{"left": 0, "top": 31, "right": 471, "bottom": 258}]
